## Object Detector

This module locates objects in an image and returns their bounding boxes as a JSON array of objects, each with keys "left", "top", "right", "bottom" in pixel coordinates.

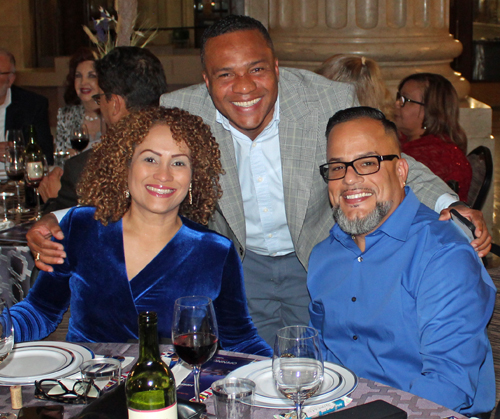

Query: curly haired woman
[{"left": 7, "top": 107, "right": 271, "bottom": 355}]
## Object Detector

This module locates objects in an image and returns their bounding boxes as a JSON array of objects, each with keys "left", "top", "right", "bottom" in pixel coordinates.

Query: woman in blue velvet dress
[{"left": 9, "top": 107, "right": 272, "bottom": 356}]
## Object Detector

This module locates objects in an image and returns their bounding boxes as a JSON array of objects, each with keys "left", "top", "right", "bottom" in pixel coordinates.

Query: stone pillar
[{"left": 246, "top": 0, "right": 469, "bottom": 97}]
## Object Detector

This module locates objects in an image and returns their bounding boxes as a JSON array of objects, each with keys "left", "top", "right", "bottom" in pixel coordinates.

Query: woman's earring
[
  {"left": 125, "top": 189, "right": 130, "bottom": 199},
  {"left": 188, "top": 183, "right": 193, "bottom": 205}
]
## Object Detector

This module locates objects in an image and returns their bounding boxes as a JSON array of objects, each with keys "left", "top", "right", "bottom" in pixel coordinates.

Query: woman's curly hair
[{"left": 77, "top": 107, "right": 223, "bottom": 226}]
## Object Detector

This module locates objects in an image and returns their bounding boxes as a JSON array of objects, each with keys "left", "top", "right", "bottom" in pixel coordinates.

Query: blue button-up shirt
[
  {"left": 216, "top": 97, "right": 294, "bottom": 256},
  {"left": 308, "top": 187, "right": 496, "bottom": 416}
]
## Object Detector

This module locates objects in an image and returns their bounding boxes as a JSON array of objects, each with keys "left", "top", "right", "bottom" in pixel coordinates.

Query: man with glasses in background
[{"left": 308, "top": 106, "right": 495, "bottom": 417}]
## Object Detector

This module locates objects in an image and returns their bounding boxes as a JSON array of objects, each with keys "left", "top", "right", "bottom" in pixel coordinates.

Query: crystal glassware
[
  {"left": 172, "top": 296, "right": 219, "bottom": 402},
  {"left": 5, "top": 142, "right": 28, "bottom": 214},
  {"left": 273, "top": 326, "right": 324, "bottom": 419}
]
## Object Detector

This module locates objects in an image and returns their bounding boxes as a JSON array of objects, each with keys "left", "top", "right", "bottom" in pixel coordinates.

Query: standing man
[
  {"left": 28, "top": 16, "right": 491, "bottom": 346},
  {"left": 308, "top": 106, "right": 495, "bottom": 416},
  {"left": 0, "top": 48, "right": 53, "bottom": 168}
]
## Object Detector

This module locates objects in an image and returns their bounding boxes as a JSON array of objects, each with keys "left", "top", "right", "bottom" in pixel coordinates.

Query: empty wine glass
[
  {"left": 172, "top": 296, "right": 219, "bottom": 402},
  {"left": 5, "top": 143, "right": 28, "bottom": 214},
  {"left": 70, "top": 125, "right": 90, "bottom": 154},
  {"left": 273, "top": 326, "right": 324, "bottom": 419},
  {"left": 0, "top": 299, "right": 14, "bottom": 363},
  {"left": 24, "top": 155, "right": 45, "bottom": 220},
  {"left": 0, "top": 192, "right": 14, "bottom": 231}
]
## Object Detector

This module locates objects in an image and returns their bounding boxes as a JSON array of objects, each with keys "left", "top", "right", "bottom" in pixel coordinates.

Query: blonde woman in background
[{"left": 316, "top": 54, "right": 395, "bottom": 121}]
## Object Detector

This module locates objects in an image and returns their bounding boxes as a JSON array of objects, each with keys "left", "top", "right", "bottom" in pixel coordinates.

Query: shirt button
[
  {"left": 268, "top": 234, "right": 273, "bottom": 238},
  {"left": 351, "top": 297, "right": 356, "bottom": 302},
  {"left": 353, "top": 335, "right": 358, "bottom": 340},
  {"left": 263, "top": 208, "right": 269, "bottom": 212},
  {"left": 257, "top": 177, "right": 263, "bottom": 182},
  {"left": 357, "top": 256, "right": 363, "bottom": 262},
  {"left": 252, "top": 142, "right": 257, "bottom": 148}
]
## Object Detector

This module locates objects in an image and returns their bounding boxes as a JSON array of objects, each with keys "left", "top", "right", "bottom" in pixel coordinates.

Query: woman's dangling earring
[
  {"left": 188, "top": 183, "right": 192, "bottom": 205},
  {"left": 125, "top": 189, "right": 130, "bottom": 199}
]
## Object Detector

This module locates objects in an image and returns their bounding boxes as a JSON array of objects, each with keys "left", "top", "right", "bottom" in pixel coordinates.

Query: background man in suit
[
  {"left": 28, "top": 16, "right": 491, "bottom": 346},
  {"left": 0, "top": 48, "right": 53, "bottom": 170},
  {"left": 40, "top": 46, "right": 168, "bottom": 213}
]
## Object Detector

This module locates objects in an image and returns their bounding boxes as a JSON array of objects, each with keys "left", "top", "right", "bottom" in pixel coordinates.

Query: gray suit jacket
[{"left": 161, "top": 67, "right": 456, "bottom": 268}]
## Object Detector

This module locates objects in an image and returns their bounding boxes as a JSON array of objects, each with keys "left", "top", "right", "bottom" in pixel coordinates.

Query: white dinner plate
[
  {"left": 0, "top": 341, "right": 94, "bottom": 386},
  {"left": 227, "top": 359, "right": 357, "bottom": 409}
]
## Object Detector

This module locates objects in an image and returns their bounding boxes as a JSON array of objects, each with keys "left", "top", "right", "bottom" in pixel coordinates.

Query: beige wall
[
  {"left": 0, "top": 0, "right": 34, "bottom": 69},
  {"left": 138, "top": 0, "right": 195, "bottom": 47}
]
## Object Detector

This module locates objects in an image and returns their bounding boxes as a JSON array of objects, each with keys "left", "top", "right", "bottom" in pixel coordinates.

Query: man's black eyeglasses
[
  {"left": 92, "top": 93, "right": 106, "bottom": 106},
  {"left": 35, "top": 378, "right": 100, "bottom": 404},
  {"left": 319, "top": 155, "right": 400, "bottom": 182},
  {"left": 0, "top": 72, "right": 13, "bottom": 76},
  {"left": 396, "top": 92, "right": 424, "bottom": 107}
]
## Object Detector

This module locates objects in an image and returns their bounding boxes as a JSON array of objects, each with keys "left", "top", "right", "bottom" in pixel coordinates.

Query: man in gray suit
[
  {"left": 29, "top": 16, "right": 491, "bottom": 345},
  {"left": 160, "top": 15, "right": 490, "bottom": 344}
]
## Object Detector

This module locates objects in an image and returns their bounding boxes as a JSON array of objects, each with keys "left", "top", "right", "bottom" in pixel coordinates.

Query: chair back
[{"left": 467, "top": 146, "right": 493, "bottom": 210}]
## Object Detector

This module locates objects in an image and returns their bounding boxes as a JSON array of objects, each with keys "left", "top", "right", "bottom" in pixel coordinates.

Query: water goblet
[
  {"left": 273, "top": 326, "right": 324, "bottom": 419},
  {"left": 0, "top": 193, "right": 14, "bottom": 231},
  {"left": 172, "top": 296, "right": 219, "bottom": 402},
  {"left": 5, "top": 143, "right": 28, "bottom": 214},
  {"left": 24, "top": 155, "right": 45, "bottom": 220},
  {"left": 0, "top": 299, "right": 14, "bottom": 363}
]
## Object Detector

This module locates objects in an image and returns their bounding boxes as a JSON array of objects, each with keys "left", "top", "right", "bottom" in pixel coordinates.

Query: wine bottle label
[
  {"left": 26, "top": 162, "right": 44, "bottom": 181},
  {"left": 128, "top": 402, "right": 177, "bottom": 419}
]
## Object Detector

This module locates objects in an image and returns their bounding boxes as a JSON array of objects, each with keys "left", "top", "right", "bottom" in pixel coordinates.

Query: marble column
[{"left": 245, "top": 0, "right": 468, "bottom": 97}]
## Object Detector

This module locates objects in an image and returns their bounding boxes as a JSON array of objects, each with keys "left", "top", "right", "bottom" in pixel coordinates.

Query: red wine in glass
[
  {"left": 71, "top": 126, "right": 90, "bottom": 153},
  {"left": 7, "top": 170, "right": 24, "bottom": 182},
  {"left": 173, "top": 333, "right": 218, "bottom": 366},
  {"left": 71, "top": 136, "right": 89, "bottom": 152},
  {"left": 172, "top": 296, "right": 219, "bottom": 402}
]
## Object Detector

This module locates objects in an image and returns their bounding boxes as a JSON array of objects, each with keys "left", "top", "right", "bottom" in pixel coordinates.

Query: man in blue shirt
[{"left": 308, "top": 106, "right": 496, "bottom": 416}]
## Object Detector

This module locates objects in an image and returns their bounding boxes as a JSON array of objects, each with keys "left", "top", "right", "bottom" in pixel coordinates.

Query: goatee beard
[{"left": 332, "top": 201, "right": 392, "bottom": 236}]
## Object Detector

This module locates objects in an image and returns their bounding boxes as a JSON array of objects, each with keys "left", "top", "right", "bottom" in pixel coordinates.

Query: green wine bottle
[
  {"left": 126, "top": 312, "right": 177, "bottom": 419},
  {"left": 23, "top": 125, "right": 44, "bottom": 187}
]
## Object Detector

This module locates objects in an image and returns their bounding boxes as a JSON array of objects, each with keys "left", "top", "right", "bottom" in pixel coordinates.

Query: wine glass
[
  {"left": 70, "top": 125, "right": 90, "bottom": 154},
  {"left": 24, "top": 155, "right": 45, "bottom": 220},
  {"left": 5, "top": 143, "right": 28, "bottom": 214},
  {"left": 273, "top": 326, "right": 324, "bottom": 419},
  {"left": 172, "top": 296, "right": 219, "bottom": 402},
  {"left": 0, "top": 192, "right": 14, "bottom": 231},
  {"left": 0, "top": 299, "right": 14, "bottom": 363}
]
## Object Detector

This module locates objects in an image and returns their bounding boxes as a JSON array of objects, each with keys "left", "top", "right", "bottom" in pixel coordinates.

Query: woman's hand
[
  {"left": 439, "top": 205, "right": 492, "bottom": 257},
  {"left": 26, "top": 213, "right": 66, "bottom": 272}
]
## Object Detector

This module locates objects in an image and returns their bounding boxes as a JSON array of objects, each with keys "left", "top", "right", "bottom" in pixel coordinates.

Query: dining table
[
  {"left": 0, "top": 342, "right": 467, "bottom": 419},
  {"left": 0, "top": 180, "right": 36, "bottom": 308}
]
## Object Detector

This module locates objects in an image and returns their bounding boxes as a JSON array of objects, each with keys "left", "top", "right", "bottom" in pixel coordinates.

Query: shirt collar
[
  {"left": 216, "top": 95, "right": 280, "bottom": 141},
  {"left": 0, "top": 88, "right": 12, "bottom": 110},
  {"left": 331, "top": 186, "right": 420, "bottom": 245}
]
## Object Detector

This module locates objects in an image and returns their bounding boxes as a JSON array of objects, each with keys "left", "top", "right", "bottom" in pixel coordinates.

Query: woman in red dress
[{"left": 394, "top": 73, "right": 471, "bottom": 202}]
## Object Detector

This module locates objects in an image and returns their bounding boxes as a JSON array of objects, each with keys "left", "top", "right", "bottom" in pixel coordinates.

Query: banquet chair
[{"left": 467, "top": 146, "right": 493, "bottom": 210}]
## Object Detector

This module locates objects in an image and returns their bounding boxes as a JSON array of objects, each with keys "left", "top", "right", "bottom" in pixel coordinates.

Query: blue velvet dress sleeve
[
  {"left": 9, "top": 210, "right": 75, "bottom": 342},
  {"left": 214, "top": 243, "right": 272, "bottom": 357}
]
